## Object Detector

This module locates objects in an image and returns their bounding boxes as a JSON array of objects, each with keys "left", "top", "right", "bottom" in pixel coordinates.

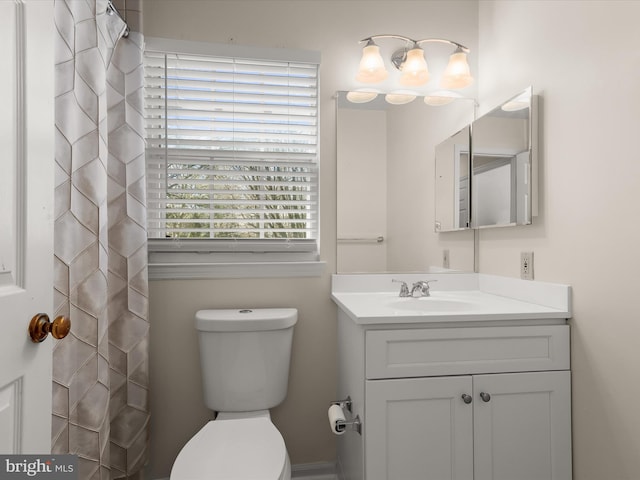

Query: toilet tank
[{"left": 195, "top": 308, "right": 297, "bottom": 412}]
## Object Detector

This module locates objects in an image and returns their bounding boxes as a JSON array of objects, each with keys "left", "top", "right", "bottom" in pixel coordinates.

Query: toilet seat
[{"left": 170, "top": 413, "right": 288, "bottom": 480}]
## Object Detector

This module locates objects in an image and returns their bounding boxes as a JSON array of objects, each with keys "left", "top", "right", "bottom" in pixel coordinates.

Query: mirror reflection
[
  {"left": 336, "top": 92, "right": 475, "bottom": 273},
  {"left": 433, "top": 86, "right": 537, "bottom": 231},
  {"left": 434, "top": 125, "right": 470, "bottom": 232},
  {"left": 472, "top": 87, "right": 537, "bottom": 228}
]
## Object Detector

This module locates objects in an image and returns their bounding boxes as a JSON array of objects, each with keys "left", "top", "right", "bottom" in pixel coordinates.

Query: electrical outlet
[
  {"left": 521, "top": 251, "right": 534, "bottom": 280},
  {"left": 443, "top": 249, "right": 450, "bottom": 269}
]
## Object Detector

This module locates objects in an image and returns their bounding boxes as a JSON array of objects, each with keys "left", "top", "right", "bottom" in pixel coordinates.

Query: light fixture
[
  {"left": 385, "top": 91, "right": 417, "bottom": 105},
  {"left": 355, "top": 39, "right": 388, "bottom": 83},
  {"left": 441, "top": 47, "right": 473, "bottom": 89},
  {"left": 424, "top": 90, "right": 462, "bottom": 106},
  {"left": 346, "top": 89, "right": 379, "bottom": 103},
  {"left": 399, "top": 46, "right": 430, "bottom": 86},
  {"left": 356, "top": 35, "right": 473, "bottom": 90}
]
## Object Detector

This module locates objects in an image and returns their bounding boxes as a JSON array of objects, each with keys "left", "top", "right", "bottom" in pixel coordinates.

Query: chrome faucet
[
  {"left": 392, "top": 279, "right": 411, "bottom": 297},
  {"left": 410, "top": 280, "right": 438, "bottom": 297},
  {"left": 393, "top": 279, "right": 438, "bottom": 297}
]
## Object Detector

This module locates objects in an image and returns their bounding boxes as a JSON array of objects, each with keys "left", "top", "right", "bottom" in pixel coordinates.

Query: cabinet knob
[
  {"left": 480, "top": 392, "right": 491, "bottom": 402},
  {"left": 461, "top": 394, "right": 472, "bottom": 404}
]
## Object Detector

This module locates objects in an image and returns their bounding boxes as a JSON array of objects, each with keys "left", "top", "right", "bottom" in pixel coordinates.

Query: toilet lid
[{"left": 170, "top": 417, "right": 287, "bottom": 480}]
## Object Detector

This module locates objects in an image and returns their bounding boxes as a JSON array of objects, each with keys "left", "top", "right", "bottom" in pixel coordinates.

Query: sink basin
[{"left": 331, "top": 273, "right": 572, "bottom": 325}]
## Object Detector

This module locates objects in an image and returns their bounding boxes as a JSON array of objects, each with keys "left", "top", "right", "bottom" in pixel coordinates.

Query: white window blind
[{"left": 144, "top": 50, "right": 319, "bottom": 250}]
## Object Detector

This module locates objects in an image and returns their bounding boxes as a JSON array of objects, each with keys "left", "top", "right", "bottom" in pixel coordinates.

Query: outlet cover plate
[{"left": 521, "top": 251, "right": 534, "bottom": 280}]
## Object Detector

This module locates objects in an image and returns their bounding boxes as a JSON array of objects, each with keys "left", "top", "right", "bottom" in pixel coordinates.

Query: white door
[
  {"left": 0, "top": 0, "right": 55, "bottom": 454},
  {"left": 366, "top": 376, "right": 474, "bottom": 480},
  {"left": 473, "top": 371, "right": 572, "bottom": 480}
]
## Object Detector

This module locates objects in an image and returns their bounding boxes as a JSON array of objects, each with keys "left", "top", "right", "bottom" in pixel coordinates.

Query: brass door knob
[{"left": 29, "top": 314, "right": 71, "bottom": 343}]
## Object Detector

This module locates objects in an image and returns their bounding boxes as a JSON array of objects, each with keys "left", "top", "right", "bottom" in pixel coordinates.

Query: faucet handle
[
  {"left": 412, "top": 279, "right": 438, "bottom": 297},
  {"left": 392, "top": 279, "right": 411, "bottom": 297}
]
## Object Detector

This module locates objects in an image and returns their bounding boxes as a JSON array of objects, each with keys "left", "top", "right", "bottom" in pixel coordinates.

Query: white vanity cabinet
[
  {"left": 365, "top": 374, "right": 474, "bottom": 480},
  {"left": 365, "top": 370, "right": 571, "bottom": 480},
  {"left": 334, "top": 284, "right": 572, "bottom": 480}
]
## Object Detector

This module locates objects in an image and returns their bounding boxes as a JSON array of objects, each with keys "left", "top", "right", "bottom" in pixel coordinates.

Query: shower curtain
[{"left": 52, "top": 1, "right": 149, "bottom": 478}]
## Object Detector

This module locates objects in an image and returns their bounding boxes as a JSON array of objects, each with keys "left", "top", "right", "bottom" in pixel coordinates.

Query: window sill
[{"left": 148, "top": 260, "right": 326, "bottom": 280}]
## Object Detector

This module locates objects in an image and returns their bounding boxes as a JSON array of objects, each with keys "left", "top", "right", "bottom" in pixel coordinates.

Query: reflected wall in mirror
[
  {"left": 336, "top": 92, "right": 475, "bottom": 273},
  {"left": 472, "top": 86, "right": 538, "bottom": 228},
  {"left": 435, "top": 125, "right": 470, "bottom": 232}
]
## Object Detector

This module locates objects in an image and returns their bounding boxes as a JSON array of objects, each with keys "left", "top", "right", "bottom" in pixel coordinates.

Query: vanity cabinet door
[
  {"left": 473, "top": 371, "right": 572, "bottom": 480},
  {"left": 365, "top": 376, "right": 474, "bottom": 480}
]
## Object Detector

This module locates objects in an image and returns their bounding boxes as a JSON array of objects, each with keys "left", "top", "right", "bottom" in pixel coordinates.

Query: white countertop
[{"left": 331, "top": 273, "right": 571, "bottom": 325}]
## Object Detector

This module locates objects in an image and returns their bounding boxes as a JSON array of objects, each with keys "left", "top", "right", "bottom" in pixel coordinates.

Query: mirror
[
  {"left": 434, "top": 86, "right": 538, "bottom": 231},
  {"left": 472, "top": 86, "right": 537, "bottom": 228},
  {"left": 336, "top": 92, "right": 475, "bottom": 273},
  {"left": 434, "top": 125, "right": 471, "bottom": 232}
]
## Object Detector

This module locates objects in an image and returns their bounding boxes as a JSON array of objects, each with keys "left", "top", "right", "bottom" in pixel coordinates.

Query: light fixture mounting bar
[
  {"left": 416, "top": 38, "right": 470, "bottom": 53},
  {"left": 360, "top": 34, "right": 416, "bottom": 45},
  {"left": 360, "top": 35, "right": 470, "bottom": 53}
]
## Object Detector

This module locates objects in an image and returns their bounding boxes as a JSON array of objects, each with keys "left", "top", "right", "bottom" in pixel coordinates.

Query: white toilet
[{"left": 170, "top": 308, "right": 298, "bottom": 480}]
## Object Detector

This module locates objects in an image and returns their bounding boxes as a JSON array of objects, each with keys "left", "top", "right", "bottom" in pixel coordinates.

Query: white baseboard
[
  {"left": 291, "top": 461, "right": 337, "bottom": 479},
  {"left": 152, "top": 462, "right": 336, "bottom": 480}
]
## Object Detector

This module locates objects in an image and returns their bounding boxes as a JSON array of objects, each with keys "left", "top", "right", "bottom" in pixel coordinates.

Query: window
[{"left": 143, "top": 39, "right": 323, "bottom": 279}]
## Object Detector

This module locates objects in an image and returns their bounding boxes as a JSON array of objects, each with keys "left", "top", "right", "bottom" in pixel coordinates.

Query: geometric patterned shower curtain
[{"left": 52, "top": 1, "right": 149, "bottom": 478}]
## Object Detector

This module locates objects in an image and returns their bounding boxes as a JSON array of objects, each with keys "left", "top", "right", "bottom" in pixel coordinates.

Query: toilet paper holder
[
  {"left": 331, "top": 396, "right": 353, "bottom": 412},
  {"left": 330, "top": 396, "right": 362, "bottom": 435}
]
